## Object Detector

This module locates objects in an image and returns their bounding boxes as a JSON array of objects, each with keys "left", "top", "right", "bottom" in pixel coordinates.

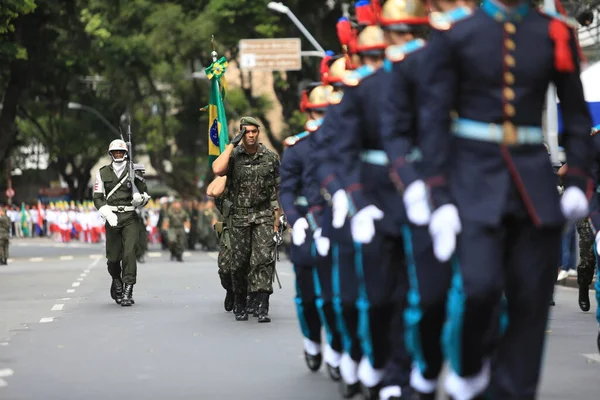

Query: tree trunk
[{"left": 0, "top": 58, "right": 28, "bottom": 167}]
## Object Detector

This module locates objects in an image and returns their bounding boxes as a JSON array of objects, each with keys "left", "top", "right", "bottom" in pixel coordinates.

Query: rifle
[
  {"left": 126, "top": 114, "right": 140, "bottom": 195},
  {"left": 272, "top": 214, "right": 288, "bottom": 289}
]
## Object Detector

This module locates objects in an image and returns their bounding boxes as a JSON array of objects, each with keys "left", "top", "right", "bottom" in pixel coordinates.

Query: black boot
[
  {"left": 246, "top": 293, "right": 258, "bottom": 316},
  {"left": 412, "top": 391, "right": 436, "bottom": 400},
  {"left": 304, "top": 351, "right": 322, "bottom": 372},
  {"left": 257, "top": 292, "right": 271, "bottom": 323},
  {"left": 361, "top": 383, "right": 381, "bottom": 400},
  {"left": 177, "top": 254, "right": 183, "bottom": 262},
  {"left": 326, "top": 364, "right": 341, "bottom": 381},
  {"left": 121, "top": 284, "right": 134, "bottom": 306},
  {"left": 110, "top": 278, "right": 123, "bottom": 305},
  {"left": 233, "top": 294, "right": 248, "bottom": 321},
  {"left": 579, "top": 286, "right": 590, "bottom": 312},
  {"left": 339, "top": 381, "right": 361, "bottom": 398},
  {"left": 224, "top": 290, "right": 234, "bottom": 312},
  {"left": 137, "top": 256, "right": 145, "bottom": 263}
]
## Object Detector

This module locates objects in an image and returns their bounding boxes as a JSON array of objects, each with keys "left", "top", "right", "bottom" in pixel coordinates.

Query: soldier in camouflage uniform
[
  {"left": 576, "top": 218, "right": 596, "bottom": 311},
  {"left": 212, "top": 116, "right": 281, "bottom": 323},
  {"left": 165, "top": 199, "right": 189, "bottom": 262},
  {"left": 0, "top": 206, "right": 11, "bottom": 265},
  {"left": 93, "top": 139, "right": 150, "bottom": 306},
  {"left": 208, "top": 175, "right": 234, "bottom": 312}
]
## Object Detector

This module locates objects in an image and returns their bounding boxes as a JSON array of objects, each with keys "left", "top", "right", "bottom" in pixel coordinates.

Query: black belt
[{"left": 232, "top": 203, "right": 270, "bottom": 216}]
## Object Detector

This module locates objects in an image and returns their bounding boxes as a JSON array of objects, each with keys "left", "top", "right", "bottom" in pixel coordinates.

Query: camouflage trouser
[
  {"left": 168, "top": 228, "right": 186, "bottom": 257},
  {"left": 0, "top": 238, "right": 8, "bottom": 259},
  {"left": 217, "top": 224, "right": 232, "bottom": 292},
  {"left": 576, "top": 219, "right": 596, "bottom": 288},
  {"left": 230, "top": 217, "right": 275, "bottom": 295}
]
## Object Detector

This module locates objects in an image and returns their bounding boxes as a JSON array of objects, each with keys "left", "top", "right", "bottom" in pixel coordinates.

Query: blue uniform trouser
[
  {"left": 314, "top": 244, "right": 343, "bottom": 354},
  {"left": 355, "top": 232, "right": 408, "bottom": 371},
  {"left": 448, "top": 217, "right": 561, "bottom": 398},
  {"left": 292, "top": 238, "right": 322, "bottom": 344}
]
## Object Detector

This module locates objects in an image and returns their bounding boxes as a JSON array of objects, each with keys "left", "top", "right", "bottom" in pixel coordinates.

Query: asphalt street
[{"left": 0, "top": 241, "right": 599, "bottom": 400}]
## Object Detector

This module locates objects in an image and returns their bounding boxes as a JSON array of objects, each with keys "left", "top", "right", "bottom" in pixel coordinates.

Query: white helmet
[{"left": 108, "top": 139, "right": 128, "bottom": 163}]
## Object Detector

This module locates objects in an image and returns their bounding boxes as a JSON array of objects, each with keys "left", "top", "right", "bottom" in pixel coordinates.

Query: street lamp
[
  {"left": 267, "top": 2, "right": 326, "bottom": 55},
  {"left": 67, "top": 102, "right": 122, "bottom": 138}
]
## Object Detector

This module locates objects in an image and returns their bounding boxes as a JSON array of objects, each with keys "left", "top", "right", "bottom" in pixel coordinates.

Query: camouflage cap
[{"left": 239, "top": 116, "right": 260, "bottom": 128}]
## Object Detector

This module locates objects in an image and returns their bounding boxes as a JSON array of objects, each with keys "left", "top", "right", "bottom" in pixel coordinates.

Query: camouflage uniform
[
  {"left": 166, "top": 208, "right": 189, "bottom": 260},
  {"left": 577, "top": 218, "right": 596, "bottom": 287},
  {"left": 215, "top": 195, "right": 232, "bottom": 291},
  {"left": 0, "top": 215, "right": 10, "bottom": 264},
  {"left": 136, "top": 208, "right": 149, "bottom": 262},
  {"left": 228, "top": 143, "right": 280, "bottom": 317}
]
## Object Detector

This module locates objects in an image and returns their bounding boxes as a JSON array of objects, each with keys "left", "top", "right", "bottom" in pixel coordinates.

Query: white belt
[{"left": 109, "top": 205, "right": 135, "bottom": 213}]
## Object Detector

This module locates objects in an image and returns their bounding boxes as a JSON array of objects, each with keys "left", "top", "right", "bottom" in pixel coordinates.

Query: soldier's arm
[
  {"left": 553, "top": 27, "right": 593, "bottom": 196},
  {"left": 272, "top": 156, "right": 281, "bottom": 230},
  {"left": 312, "top": 106, "right": 345, "bottom": 200},
  {"left": 212, "top": 144, "right": 235, "bottom": 176},
  {"left": 336, "top": 85, "right": 368, "bottom": 215},
  {"left": 381, "top": 58, "right": 421, "bottom": 191},
  {"left": 207, "top": 176, "right": 227, "bottom": 198},
  {"left": 418, "top": 29, "right": 458, "bottom": 209},
  {"left": 279, "top": 146, "right": 303, "bottom": 227},
  {"left": 92, "top": 170, "right": 107, "bottom": 210}
]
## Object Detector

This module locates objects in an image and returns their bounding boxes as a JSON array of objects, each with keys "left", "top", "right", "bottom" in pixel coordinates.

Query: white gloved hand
[
  {"left": 351, "top": 205, "right": 384, "bottom": 244},
  {"left": 595, "top": 231, "right": 600, "bottom": 257},
  {"left": 98, "top": 205, "right": 119, "bottom": 227},
  {"left": 332, "top": 190, "right": 349, "bottom": 229},
  {"left": 184, "top": 227, "right": 190, "bottom": 233},
  {"left": 292, "top": 218, "right": 309, "bottom": 246},
  {"left": 403, "top": 180, "right": 431, "bottom": 226},
  {"left": 428, "top": 204, "right": 461, "bottom": 262},
  {"left": 560, "top": 186, "right": 589, "bottom": 222},
  {"left": 131, "top": 192, "right": 144, "bottom": 207},
  {"left": 314, "top": 228, "right": 330, "bottom": 256},
  {"left": 140, "top": 192, "right": 151, "bottom": 206}
]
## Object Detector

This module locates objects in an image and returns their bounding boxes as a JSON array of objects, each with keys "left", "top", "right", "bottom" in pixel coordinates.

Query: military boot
[
  {"left": 246, "top": 293, "right": 258, "bottom": 316},
  {"left": 121, "top": 284, "right": 134, "bottom": 306},
  {"left": 233, "top": 294, "right": 248, "bottom": 321},
  {"left": 224, "top": 290, "right": 234, "bottom": 312},
  {"left": 412, "top": 391, "right": 436, "bottom": 400},
  {"left": 361, "top": 384, "right": 381, "bottom": 400},
  {"left": 326, "top": 364, "right": 342, "bottom": 381},
  {"left": 257, "top": 292, "right": 271, "bottom": 323},
  {"left": 339, "top": 381, "right": 361, "bottom": 398},
  {"left": 110, "top": 278, "right": 123, "bottom": 305},
  {"left": 304, "top": 351, "right": 322, "bottom": 372},
  {"left": 578, "top": 286, "right": 590, "bottom": 312}
]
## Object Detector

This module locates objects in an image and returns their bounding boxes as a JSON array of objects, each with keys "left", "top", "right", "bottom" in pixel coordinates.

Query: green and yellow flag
[{"left": 204, "top": 56, "right": 229, "bottom": 166}]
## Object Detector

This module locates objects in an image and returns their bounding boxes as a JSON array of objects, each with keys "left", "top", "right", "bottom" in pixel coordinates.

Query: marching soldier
[
  {"left": 164, "top": 199, "right": 189, "bottom": 262},
  {"left": 93, "top": 139, "right": 151, "bottom": 306},
  {"left": 212, "top": 116, "right": 281, "bottom": 323},
  {"left": 207, "top": 175, "right": 234, "bottom": 312},
  {"left": 0, "top": 206, "right": 10, "bottom": 265},
  {"left": 280, "top": 77, "right": 345, "bottom": 379},
  {"left": 576, "top": 218, "right": 596, "bottom": 311},
  {"left": 418, "top": 0, "right": 593, "bottom": 397}
]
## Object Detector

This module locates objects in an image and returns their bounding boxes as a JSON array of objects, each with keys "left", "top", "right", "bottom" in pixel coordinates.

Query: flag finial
[{"left": 211, "top": 35, "right": 217, "bottom": 62}]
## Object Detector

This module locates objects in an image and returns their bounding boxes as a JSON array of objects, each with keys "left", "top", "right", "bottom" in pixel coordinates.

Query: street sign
[
  {"left": 238, "top": 38, "right": 302, "bottom": 71},
  {"left": 5, "top": 188, "right": 14, "bottom": 198}
]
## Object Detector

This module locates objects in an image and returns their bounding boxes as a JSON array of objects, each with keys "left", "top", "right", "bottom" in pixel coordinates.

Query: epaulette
[
  {"left": 385, "top": 38, "right": 427, "bottom": 63},
  {"left": 284, "top": 131, "right": 310, "bottom": 147},
  {"left": 305, "top": 118, "right": 323, "bottom": 133},
  {"left": 429, "top": 6, "right": 473, "bottom": 31},
  {"left": 342, "top": 65, "right": 376, "bottom": 87},
  {"left": 537, "top": 9, "right": 579, "bottom": 29},
  {"left": 329, "top": 91, "right": 344, "bottom": 105}
]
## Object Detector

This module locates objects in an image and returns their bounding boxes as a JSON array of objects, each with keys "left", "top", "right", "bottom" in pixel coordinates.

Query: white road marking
[
  {"left": 147, "top": 252, "right": 161, "bottom": 257},
  {"left": 77, "top": 278, "right": 84, "bottom": 281},
  {"left": 59, "top": 298, "right": 71, "bottom": 301},
  {"left": 71, "top": 282, "right": 80, "bottom": 287},
  {"left": 59, "top": 256, "right": 74, "bottom": 261},
  {"left": 183, "top": 251, "right": 191, "bottom": 257},
  {"left": 51, "top": 304, "right": 64, "bottom": 311},
  {"left": 207, "top": 252, "right": 218, "bottom": 260},
  {"left": 29, "top": 257, "right": 43, "bottom": 262},
  {"left": 0, "top": 342, "right": 8, "bottom": 346},
  {"left": 582, "top": 353, "right": 600, "bottom": 363},
  {"left": 66, "top": 289, "right": 75, "bottom": 293},
  {"left": 39, "top": 317, "right": 54, "bottom": 323},
  {"left": 80, "top": 273, "right": 87, "bottom": 277},
  {"left": 89, "top": 254, "right": 102, "bottom": 259},
  {"left": 0, "top": 379, "right": 6, "bottom": 388},
  {"left": 90, "top": 257, "right": 101, "bottom": 267},
  {"left": 0, "top": 368, "right": 12, "bottom": 378}
]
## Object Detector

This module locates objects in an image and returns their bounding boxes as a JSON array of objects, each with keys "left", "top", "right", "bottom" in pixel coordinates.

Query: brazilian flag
[
  {"left": 204, "top": 56, "right": 229, "bottom": 166},
  {"left": 20, "top": 202, "right": 29, "bottom": 237}
]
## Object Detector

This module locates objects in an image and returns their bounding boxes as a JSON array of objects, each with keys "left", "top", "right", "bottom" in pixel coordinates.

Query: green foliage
[{"left": 0, "top": 0, "right": 36, "bottom": 34}]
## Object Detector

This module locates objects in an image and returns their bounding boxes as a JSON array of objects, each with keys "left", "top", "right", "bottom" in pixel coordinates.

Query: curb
[{"left": 556, "top": 276, "right": 597, "bottom": 289}]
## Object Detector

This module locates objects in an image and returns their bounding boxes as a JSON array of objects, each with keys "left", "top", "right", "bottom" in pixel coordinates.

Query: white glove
[
  {"left": 595, "top": 231, "right": 600, "bottom": 257},
  {"left": 332, "top": 190, "right": 349, "bottom": 228},
  {"left": 131, "top": 192, "right": 144, "bottom": 207},
  {"left": 98, "top": 205, "right": 119, "bottom": 227},
  {"left": 351, "top": 205, "right": 384, "bottom": 244},
  {"left": 292, "top": 218, "right": 309, "bottom": 246},
  {"left": 184, "top": 227, "right": 190, "bottom": 233},
  {"left": 403, "top": 180, "right": 431, "bottom": 226},
  {"left": 428, "top": 204, "right": 461, "bottom": 262},
  {"left": 314, "top": 228, "right": 330, "bottom": 256},
  {"left": 560, "top": 186, "right": 589, "bottom": 222}
]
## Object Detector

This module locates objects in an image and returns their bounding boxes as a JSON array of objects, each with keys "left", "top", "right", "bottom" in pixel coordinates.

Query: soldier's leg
[
  {"left": 218, "top": 245, "right": 234, "bottom": 312},
  {"left": 120, "top": 215, "right": 140, "bottom": 306},
  {"left": 576, "top": 219, "right": 596, "bottom": 311},
  {"left": 105, "top": 224, "right": 124, "bottom": 304},
  {"left": 443, "top": 221, "right": 504, "bottom": 400},
  {"left": 490, "top": 220, "right": 561, "bottom": 399},
  {"left": 176, "top": 229, "right": 185, "bottom": 261},
  {"left": 248, "top": 220, "right": 276, "bottom": 322},
  {"left": 0, "top": 238, "right": 8, "bottom": 264},
  {"left": 230, "top": 223, "right": 252, "bottom": 320}
]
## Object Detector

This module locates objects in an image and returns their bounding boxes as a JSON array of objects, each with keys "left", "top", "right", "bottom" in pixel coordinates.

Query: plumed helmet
[
  {"left": 300, "top": 84, "right": 334, "bottom": 113},
  {"left": 379, "top": 0, "right": 428, "bottom": 30},
  {"left": 326, "top": 55, "right": 348, "bottom": 87},
  {"left": 108, "top": 139, "right": 128, "bottom": 163},
  {"left": 356, "top": 25, "right": 387, "bottom": 55}
]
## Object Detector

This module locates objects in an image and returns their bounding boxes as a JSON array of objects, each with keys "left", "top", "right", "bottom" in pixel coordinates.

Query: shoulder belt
[
  {"left": 385, "top": 38, "right": 427, "bottom": 63},
  {"left": 537, "top": 9, "right": 579, "bottom": 29},
  {"left": 342, "top": 65, "right": 377, "bottom": 87},
  {"left": 284, "top": 131, "right": 310, "bottom": 147},
  {"left": 305, "top": 118, "right": 323, "bottom": 133},
  {"left": 429, "top": 6, "right": 474, "bottom": 31},
  {"left": 106, "top": 172, "right": 129, "bottom": 200},
  {"left": 329, "top": 91, "right": 344, "bottom": 105}
]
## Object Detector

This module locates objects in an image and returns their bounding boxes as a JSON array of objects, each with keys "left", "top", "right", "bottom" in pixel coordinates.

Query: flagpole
[{"left": 211, "top": 35, "right": 218, "bottom": 62}]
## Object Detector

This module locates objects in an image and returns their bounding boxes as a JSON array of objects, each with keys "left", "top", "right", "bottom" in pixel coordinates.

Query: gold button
[
  {"left": 504, "top": 39, "right": 515, "bottom": 51},
  {"left": 504, "top": 104, "right": 515, "bottom": 117},
  {"left": 504, "top": 72, "right": 515, "bottom": 85},
  {"left": 495, "top": 12, "right": 504, "bottom": 22},
  {"left": 504, "top": 88, "right": 515, "bottom": 101},
  {"left": 504, "top": 22, "right": 516, "bottom": 34},
  {"left": 504, "top": 55, "right": 515, "bottom": 67}
]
